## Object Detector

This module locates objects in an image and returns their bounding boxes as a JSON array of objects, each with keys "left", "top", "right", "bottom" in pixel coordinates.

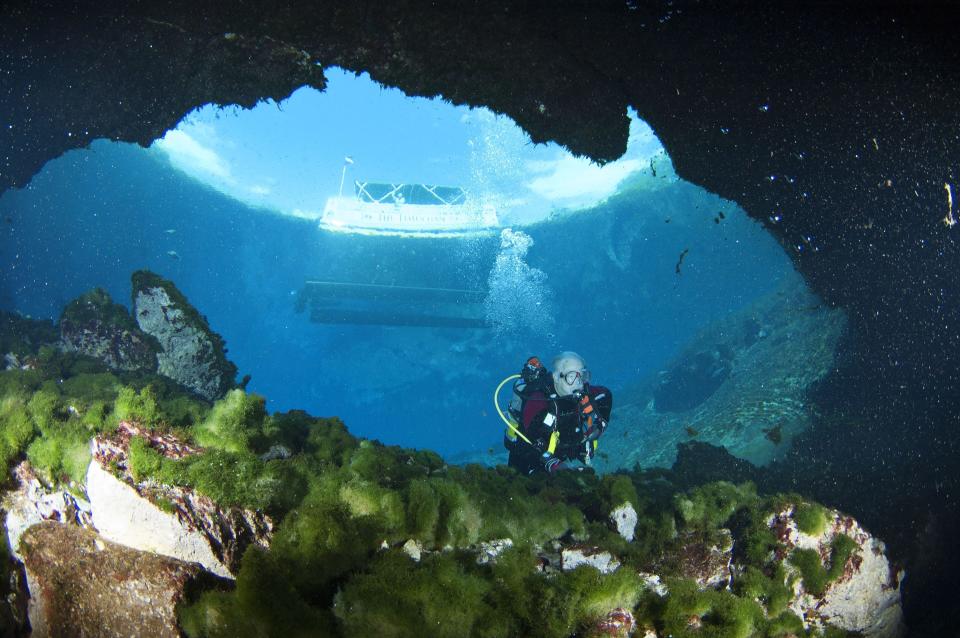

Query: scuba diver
[{"left": 497, "top": 352, "right": 613, "bottom": 475}]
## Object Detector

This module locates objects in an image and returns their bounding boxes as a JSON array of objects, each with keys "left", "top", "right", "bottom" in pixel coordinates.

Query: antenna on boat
[{"left": 339, "top": 156, "right": 354, "bottom": 197}]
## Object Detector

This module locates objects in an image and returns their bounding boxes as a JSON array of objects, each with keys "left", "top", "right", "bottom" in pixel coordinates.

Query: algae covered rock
[
  {"left": 20, "top": 521, "right": 227, "bottom": 638},
  {"left": 770, "top": 502, "right": 906, "bottom": 637},
  {"left": 131, "top": 270, "right": 237, "bottom": 400},
  {"left": 86, "top": 421, "right": 273, "bottom": 579},
  {"left": 58, "top": 287, "right": 159, "bottom": 373}
]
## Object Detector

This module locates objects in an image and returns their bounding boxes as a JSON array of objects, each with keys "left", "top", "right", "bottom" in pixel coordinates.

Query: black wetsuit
[{"left": 505, "top": 380, "right": 613, "bottom": 475}]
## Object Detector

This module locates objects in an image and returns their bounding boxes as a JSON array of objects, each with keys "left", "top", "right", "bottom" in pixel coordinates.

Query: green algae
[
  {"left": 0, "top": 397, "right": 35, "bottom": 468},
  {"left": 0, "top": 311, "right": 58, "bottom": 358},
  {"left": 794, "top": 502, "right": 829, "bottom": 536},
  {"left": 193, "top": 389, "right": 266, "bottom": 453},
  {"left": 334, "top": 551, "right": 501, "bottom": 638},
  {"left": 0, "top": 369, "right": 42, "bottom": 397},
  {"left": 675, "top": 481, "right": 757, "bottom": 531},
  {"left": 178, "top": 546, "right": 334, "bottom": 638},
  {"left": 114, "top": 385, "right": 163, "bottom": 428},
  {"left": 731, "top": 565, "right": 793, "bottom": 617},
  {"left": 653, "top": 577, "right": 765, "bottom": 638},
  {"left": 333, "top": 548, "right": 648, "bottom": 638},
  {"left": 789, "top": 534, "right": 858, "bottom": 597},
  {"left": 60, "top": 288, "right": 137, "bottom": 331},
  {"left": 25, "top": 422, "right": 90, "bottom": 485}
]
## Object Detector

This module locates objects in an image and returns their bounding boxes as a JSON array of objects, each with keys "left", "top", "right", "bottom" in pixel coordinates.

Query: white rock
[
  {"left": 561, "top": 546, "right": 620, "bottom": 574},
  {"left": 85, "top": 459, "right": 234, "bottom": 579},
  {"left": 609, "top": 502, "right": 638, "bottom": 542},
  {"left": 816, "top": 532, "right": 905, "bottom": 637},
  {"left": 476, "top": 538, "right": 513, "bottom": 565},
  {"left": 402, "top": 539, "right": 423, "bottom": 562}
]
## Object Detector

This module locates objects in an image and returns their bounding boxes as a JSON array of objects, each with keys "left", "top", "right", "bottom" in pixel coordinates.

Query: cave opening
[{"left": 0, "top": 68, "right": 839, "bottom": 465}]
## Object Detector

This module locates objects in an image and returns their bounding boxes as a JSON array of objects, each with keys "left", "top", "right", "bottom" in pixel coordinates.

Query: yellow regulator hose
[{"left": 494, "top": 374, "right": 532, "bottom": 445}]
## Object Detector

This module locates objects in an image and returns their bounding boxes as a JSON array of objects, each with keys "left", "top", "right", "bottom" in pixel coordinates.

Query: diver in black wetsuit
[{"left": 504, "top": 352, "right": 613, "bottom": 475}]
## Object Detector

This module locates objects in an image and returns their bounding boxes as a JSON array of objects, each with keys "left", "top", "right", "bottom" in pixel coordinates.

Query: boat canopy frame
[{"left": 355, "top": 181, "right": 467, "bottom": 207}]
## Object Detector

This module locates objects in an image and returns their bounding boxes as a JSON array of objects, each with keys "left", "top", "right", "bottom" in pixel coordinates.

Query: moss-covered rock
[{"left": 59, "top": 288, "right": 159, "bottom": 372}]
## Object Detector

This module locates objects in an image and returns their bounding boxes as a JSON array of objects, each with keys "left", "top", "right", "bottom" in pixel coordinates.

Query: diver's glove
[{"left": 543, "top": 455, "right": 568, "bottom": 473}]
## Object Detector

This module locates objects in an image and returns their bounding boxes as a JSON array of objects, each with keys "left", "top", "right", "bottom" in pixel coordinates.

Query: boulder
[
  {"left": 131, "top": 270, "right": 237, "bottom": 400},
  {"left": 20, "top": 521, "right": 227, "bottom": 638},
  {"left": 771, "top": 505, "right": 905, "bottom": 637},
  {"left": 85, "top": 422, "right": 273, "bottom": 579},
  {"left": 58, "top": 288, "right": 158, "bottom": 372},
  {"left": 401, "top": 539, "right": 423, "bottom": 562},
  {"left": 602, "top": 274, "right": 847, "bottom": 470}
]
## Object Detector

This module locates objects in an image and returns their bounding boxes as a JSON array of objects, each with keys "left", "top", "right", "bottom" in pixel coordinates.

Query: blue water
[{"left": 0, "top": 140, "right": 791, "bottom": 458}]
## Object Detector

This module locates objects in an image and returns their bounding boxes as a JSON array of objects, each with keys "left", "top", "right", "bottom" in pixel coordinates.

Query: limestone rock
[
  {"left": 476, "top": 538, "right": 513, "bottom": 565},
  {"left": 3, "top": 462, "right": 93, "bottom": 562},
  {"left": 132, "top": 270, "right": 237, "bottom": 400},
  {"left": 609, "top": 501, "right": 638, "bottom": 542},
  {"left": 771, "top": 505, "right": 905, "bottom": 638},
  {"left": 58, "top": 287, "right": 158, "bottom": 372},
  {"left": 20, "top": 521, "right": 227, "bottom": 638},
  {"left": 85, "top": 422, "right": 273, "bottom": 579},
  {"left": 561, "top": 546, "right": 620, "bottom": 574}
]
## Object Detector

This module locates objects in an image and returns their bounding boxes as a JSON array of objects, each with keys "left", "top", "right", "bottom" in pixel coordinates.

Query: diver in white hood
[{"left": 501, "top": 352, "right": 613, "bottom": 475}]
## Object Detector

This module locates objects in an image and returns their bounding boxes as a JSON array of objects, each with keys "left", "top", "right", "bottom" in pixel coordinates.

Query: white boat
[{"left": 320, "top": 181, "right": 499, "bottom": 237}]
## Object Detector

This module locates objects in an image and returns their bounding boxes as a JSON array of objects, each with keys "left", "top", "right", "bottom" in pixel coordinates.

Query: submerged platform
[{"left": 296, "top": 280, "right": 488, "bottom": 328}]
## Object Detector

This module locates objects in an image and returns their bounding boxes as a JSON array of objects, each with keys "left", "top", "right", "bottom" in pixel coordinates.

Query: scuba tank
[{"left": 496, "top": 357, "right": 559, "bottom": 452}]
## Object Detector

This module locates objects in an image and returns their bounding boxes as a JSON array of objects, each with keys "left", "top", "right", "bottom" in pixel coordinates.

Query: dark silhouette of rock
[{"left": 58, "top": 288, "right": 159, "bottom": 373}]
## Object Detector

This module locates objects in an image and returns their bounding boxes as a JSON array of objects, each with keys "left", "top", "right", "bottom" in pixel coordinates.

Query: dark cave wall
[{"left": 3, "top": 1, "right": 960, "bottom": 632}]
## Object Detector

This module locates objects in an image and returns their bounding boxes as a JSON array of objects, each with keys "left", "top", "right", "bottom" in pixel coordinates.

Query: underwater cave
[{"left": 1, "top": 2, "right": 959, "bottom": 636}]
